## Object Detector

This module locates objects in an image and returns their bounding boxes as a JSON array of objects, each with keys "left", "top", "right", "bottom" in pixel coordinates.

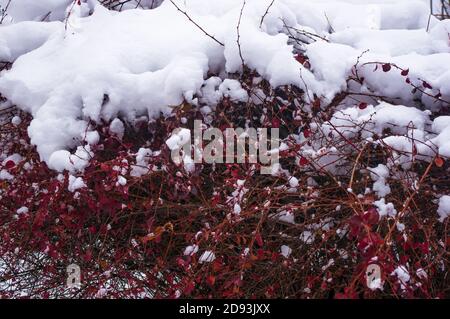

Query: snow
[
  {"left": 199, "top": 250, "right": 215, "bottom": 263},
  {"left": 2, "top": 153, "right": 22, "bottom": 166},
  {"left": 320, "top": 98, "right": 450, "bottom": 173},
  {"left": 0, "top": 153, "right": 22, "bottom": 180},
  {"left": 218, "top": 79, "right": 248, "bottom": 102},
  {"left": 300, "top": 230, "right": 314, "bottom": 244},
  {"left": 430, "top": 117, "right": 450, "bottom": 157},
  {"left": 94, "top": 287, "right": 108, "bottom": 298},
  {"left": 183, "top": 244, "right": 199, "bottom": 256},
  {"left": 116, "top": 175, "right": 127, "bottom": 186},
  {"left": 416, "top": 268, "right": 428, "bottom": 279},
  {"left": 131, "top": 147, "right": 153, "bottom": 177},
  {"left": 0, "top": 1, "right": 449, "bottom": 218},
  {"left": 0, "top": 21, "right": 62, "bottom": 61},
  {"left": 324, "top": 102, "right": 430, "bottom": 141},
  {"left": 0, "top": 169, "right": 13, "bottom": 180},
  {"left": 391, "top": 265, "right": 411, "bottom": 289},
  {"left": 0, "top": 0, "right": 72, "bottom": 24},
  {"left": 3, "top": 0, "right": 448, "bottom": 283},
  {"left": 280, "top": 245, "right": 292, "bottom": 258},
  {"left": 276, "top": 210, "right": 295, "bottom": 224},
  {"left": 68, "top": 174, "right": 87, "bottom": 192},
  {"left": 370, "top": 164, "right": 391, "bottom": 197},
  {"left": 233, "top": 203, "right": 242, "bottom": 215},
  {"left": 11, "top": 115, "right": 21, "bottom": 126},
  {"left": 0, "top": 0, "right": 448, "bottom": 176},
  {"left": 84, "top": 130, "right": 99, "bottom": 145},
  {"left": 48, "top": 145, "right": 93, "bottom": 172},
  {"left": 437, "top": 195, "right": 450, "bottom": 222},
  {"left": 374, "top": 198, "right": 397, "bottom": 218},
  {"left": 16, "top": 206, "right": 29, "bottom": 215},
  {"left": 368, "top": 277, "right": 383, "bottom": 291},
  {"left": 182, "top": 154, "right": 195, "bottom": 173},
  {"left": 288, "top": 176, "right": 299, "bottom": 188},
  {"left": 109, "top": 118, "right": 125, "bottom": 140},
  {"left": 166, "top": 128, "right": 191, "bottom": 151}
]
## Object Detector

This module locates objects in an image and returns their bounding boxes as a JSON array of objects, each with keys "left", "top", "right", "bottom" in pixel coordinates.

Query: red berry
[{"left": 358, "top": 102, "right": 368, "bottom": 110}]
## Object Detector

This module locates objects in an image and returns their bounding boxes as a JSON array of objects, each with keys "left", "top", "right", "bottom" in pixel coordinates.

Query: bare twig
[
  {"left": 0, "top": 0, "right": 12, "bottom": 24},
  {"left": 237, "top": 0, "right": 247, "bottom": 69},
  {"left": 259, "top": 0, "right": 275, "bottom": 28},
  {"left": 169, "top": 0, "right": 224, "bottom": 47}
]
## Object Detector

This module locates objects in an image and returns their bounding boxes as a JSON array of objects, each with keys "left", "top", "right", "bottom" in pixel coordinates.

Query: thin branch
[
  {"left": 169, "top": 0, "right": 224, "bottom": 47},
  {"left": 0, "top": 0, "right": 12, "bottom": 24},
  {"left": 259, "top": 0, "right": 275, "bottom": 28},
  {"left": 237, "top": 0, "right": 247, "bottom": 69}
]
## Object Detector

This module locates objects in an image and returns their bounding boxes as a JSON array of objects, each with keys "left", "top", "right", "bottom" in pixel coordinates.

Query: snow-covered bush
[
  {"left": 99, "top": 0, "right": 164, "bottom": 11},
  {"left": 431, "top": 0, "right": 450, "bottom": 19},
  {"left": 0, "top": 0, "right": 449, "bottom": 298}
]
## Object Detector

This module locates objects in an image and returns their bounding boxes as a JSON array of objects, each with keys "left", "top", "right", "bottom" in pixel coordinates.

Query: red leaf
[
  {"left": 422, "top": 81, "right": 433, "bottom": 89},
  {"left": 206, "top": 275, "right": 216, "bottom": 286},
  {"left": 299, "top": 156, "right": 309, "bottom": 166},
  {"left": 348, "top": 215, "right": 363, "bottom": 237},
  {"left": 358, "top": 102, "right": 368, "bottom": 110},
  {"left": 231, "top": 168, "right": 239, "bottom": 178},
  {"left": 4, "top": 160, "right": 15, "bottom": 169},
  {"left": 255, "top": 233, "right": 263, "bottom": 247},
  {"left": 303, "top": 128, "right": 312, "bottom": 138},
  {"left": 295, "top": 54, "right": 307, "bottom": 64},
  {"left": 271, "top": 118, "right": 280, "bottom": 128},
  {"left": 312, "top": 98, "right": 321, "bottom": 109},
  {"left": 363, "top": 207, "right": 380, "bottom": 225},
  {"left": 382, "top": 63, "right": 391, "bottom": 72},
  {"left": 435, "top": 156, "right": 444, "bottom": 168},
  {"left": 401, "top": 69, "right": 409, "bottom": 76},
  {"left": 83, "top": 250, "right": 92, "bottom": 262},
  {"left": 88, "top": 226, "right": 97, "bottom": 234},
  {"left": 257, "top": 249, "right": 265, "bottom": 260},
  {"left": 212, "top": 259, "right": 223, "bottom": 273},
  {"left": 183, "top": 281, "right": 195, "bottom": 295},
  {"left": 412, "top": 143, "right": 418, "bottom": 157}
]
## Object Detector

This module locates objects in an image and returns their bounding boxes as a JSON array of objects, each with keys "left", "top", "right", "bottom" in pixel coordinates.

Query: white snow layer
[
  {"left": 199, "top": 250, "right": 216, "bottom": 263},
  {"left": 0, "top": 0, "right": 449, "bottom": 173},
  {"left": 437, "top": 195, "right": 450, "bottom": 222},
  {"left": 0, "top": 0, "right": 73, "bottom": 24}
]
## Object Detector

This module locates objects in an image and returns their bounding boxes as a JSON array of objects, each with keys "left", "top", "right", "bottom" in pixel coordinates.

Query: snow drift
[{"left": 0, "top": 0, "right": 449, "bottom": 172}]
